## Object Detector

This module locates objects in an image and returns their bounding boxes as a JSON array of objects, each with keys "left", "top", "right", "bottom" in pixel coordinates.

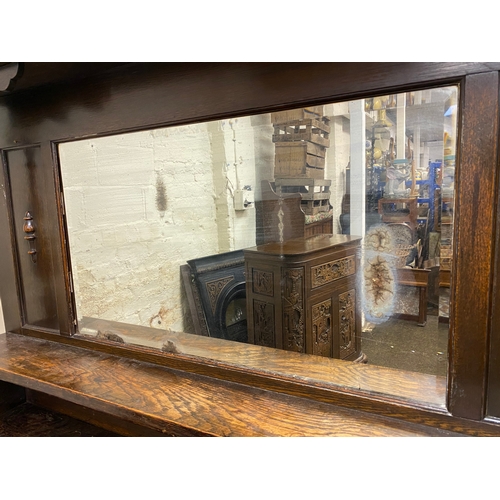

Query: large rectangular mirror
[{"left": 58, "top": 85, "right": 457, "bottom": 380}]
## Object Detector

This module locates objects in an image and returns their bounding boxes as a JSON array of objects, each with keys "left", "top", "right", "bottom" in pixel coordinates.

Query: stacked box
[
  {"left": 440, "top": 246, "right": 453, "bottom": 271},
  {"left": 272, "top": 106, "right": 329, "bottom": 179},
  {"left": 275, "top": 178, "right": 332, "bottom": 215},
  {"left": 272, "top": 119, "right": 330, "bottom": 148},
  {"left": 299, "top": 198, "right": 330, "bottom": 215},
  {"left": 274, "top": 142, "right": 326, "bottom": 179},
  {"left": 270, "top": 106, "right": 324, "bottom": 124}
]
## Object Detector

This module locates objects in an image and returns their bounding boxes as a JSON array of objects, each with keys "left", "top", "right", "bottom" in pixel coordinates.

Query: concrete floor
[{"left": 361, "top": 315, "right": 448, "bottom": 376}]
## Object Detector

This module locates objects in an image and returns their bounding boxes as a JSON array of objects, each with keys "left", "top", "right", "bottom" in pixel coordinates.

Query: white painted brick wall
[{"left": 59, "top": 119, "right": 261, "bottom": 333}]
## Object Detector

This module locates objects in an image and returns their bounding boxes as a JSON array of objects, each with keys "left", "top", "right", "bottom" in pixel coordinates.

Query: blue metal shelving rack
[{"left": 406, "top": 160, "right": 441, "bottom": 231}]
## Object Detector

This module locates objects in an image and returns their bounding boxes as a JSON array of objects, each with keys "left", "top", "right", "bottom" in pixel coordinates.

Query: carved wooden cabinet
[{"left": 244, "top": 234, "right": 363, "bottom": 360}]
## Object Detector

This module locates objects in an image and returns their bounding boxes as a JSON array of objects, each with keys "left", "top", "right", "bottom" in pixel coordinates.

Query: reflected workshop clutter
[{"left": 58, "top": 86, "right": 457, "bottom": 377}]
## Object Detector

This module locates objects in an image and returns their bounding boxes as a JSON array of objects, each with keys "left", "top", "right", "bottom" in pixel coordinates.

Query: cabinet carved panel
[
  {"left": 311, "top": 255, "right": 355, "bottom": 289},
  {"left": 282, "top": 268, "right": 305, "bottom": 352},
  {"left": 312, "top": 299, "right": 332, "bottom": 357},
  {"left": 253, "top": 300, "right": 275, "bottom": 347},
  {"left": 339, "top": 289, "right": 356, "bottom": 359},
  {"left": 252, "top": 269, "right": 274, "bottom": 296}
]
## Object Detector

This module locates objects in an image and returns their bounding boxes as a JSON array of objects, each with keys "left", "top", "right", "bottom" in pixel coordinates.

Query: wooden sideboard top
[{"left": 244, "top": 234, "right": 362, "bottom": 257}]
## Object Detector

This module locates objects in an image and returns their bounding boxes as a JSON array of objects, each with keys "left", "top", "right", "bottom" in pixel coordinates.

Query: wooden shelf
[{"left": 0, "top": 331, "right": 474, "bottom": 437}]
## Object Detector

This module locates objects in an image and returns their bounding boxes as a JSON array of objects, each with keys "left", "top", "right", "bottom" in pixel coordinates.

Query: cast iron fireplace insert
[{"left": 181, "top": 250, "right": 247, "bottom": 343}]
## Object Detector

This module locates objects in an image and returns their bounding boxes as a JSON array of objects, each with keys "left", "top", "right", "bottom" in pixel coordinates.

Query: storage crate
[
  {"left": 274, "top": 142, "right": 326, "bottom": 178},
  {"left": 440, "top": 246, "right": 453, "bottom": 271},
  {"left": 274, "top": 178, "right": 331, "bottom": 200},
  {"left": 275, "top": 160, "right": 324, "bottom": 178},
  {"left": 272, "top": 117, "right": 330, "bottom": 148},
  {"left": 274, "top": 178, "right": 331, "bottom": 215},
  {"left": 300, "top": 198, "right": 330, "bottom": 215},
  {"left": 271, "top": 106, "right": 324, "bottom": 124}
]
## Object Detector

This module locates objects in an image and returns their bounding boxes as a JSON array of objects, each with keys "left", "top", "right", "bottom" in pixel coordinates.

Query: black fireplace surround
[{"left": 183, "top": 250, "right": 248, "bottom": 343}]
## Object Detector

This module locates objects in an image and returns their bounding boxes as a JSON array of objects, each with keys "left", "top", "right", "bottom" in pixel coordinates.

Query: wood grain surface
[
  {"left": 448, "top": 72, "right": 499, "bottom": 419},
  {"left": 2, "top": 332, "right": 499, "bottom": 436},
  {"left": 78, "top": 316, "right": 447, "bottom": 407},
  {"left": 0, "top": 332, "right": 465, "bottom": 436}
]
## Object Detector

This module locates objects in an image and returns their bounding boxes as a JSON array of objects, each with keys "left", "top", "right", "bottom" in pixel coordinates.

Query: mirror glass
[{"left": 58, "top": 85, "right": 457, "bottom": 378}]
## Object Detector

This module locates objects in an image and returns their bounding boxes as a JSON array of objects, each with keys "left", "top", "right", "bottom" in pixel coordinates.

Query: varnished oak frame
[{"left": 0, "top": 62, "right": 499, "bottom": 435}]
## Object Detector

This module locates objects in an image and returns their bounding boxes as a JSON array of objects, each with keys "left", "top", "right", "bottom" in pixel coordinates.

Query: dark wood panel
[
  {"left": 4, "top": 148, "right": 55, "bottom": 328},
  {"left": 487, "top": 98, "right": 500, "bottom": 418},
  {"left": 0, "top": 401, "right": 119, "bottom": 437},
  {"left": 1, "top": 63, "right": 499, "bottom": 149},
  {"left": 0, "top": 62, "right": 129, "bottom": 95},
  {"left": 0, "top": 332, "right": 474, "bottom": 436},
  {"left": 0, "top": 380, "right": 25, "bottom": 411},
  {"left": 0, "top": 151, "right": 22, "bottom": 332},
  {"left": 43, "top": 142, "right": 76, "bottom": 335},
  {"left": 4, "top": 147, "right": 60, "bottom": 330},
  {"left": 448, "top": 72, "right": 499, "bottom": 419}
]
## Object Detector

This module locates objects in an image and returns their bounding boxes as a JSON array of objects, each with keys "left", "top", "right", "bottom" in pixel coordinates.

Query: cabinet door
[
  {"left": 309, "top": 279, "right": 359, "bottom": 360},
  {"left": 2, "top": 146, "right": 70, "bottom": 332}
]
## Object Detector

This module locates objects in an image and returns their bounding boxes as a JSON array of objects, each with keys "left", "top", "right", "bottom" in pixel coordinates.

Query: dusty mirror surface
[{"left": 58, "top": 85, "right": 457, "bottom": 378}]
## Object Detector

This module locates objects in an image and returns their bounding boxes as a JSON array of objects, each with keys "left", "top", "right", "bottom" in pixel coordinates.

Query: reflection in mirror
[
  {"left": 58, "top": 85, "right": 457, "bottom": 377},
  {"left": 0, "top": 298, "right": 5, "bottom": 333}
]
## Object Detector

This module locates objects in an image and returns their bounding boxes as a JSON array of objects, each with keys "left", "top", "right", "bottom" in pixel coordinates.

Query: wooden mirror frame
[{"left": 1, "top": 62, "right": 500, "bottom": 435}]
